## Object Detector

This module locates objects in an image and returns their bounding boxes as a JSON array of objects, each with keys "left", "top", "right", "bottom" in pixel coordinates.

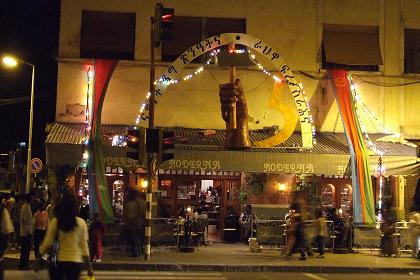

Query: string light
[
  {"left": 84, "top": 67, "right": 94, "bottom": 144},
  {"left": 248, "top": 51, "right": 284, "bottom": 83},
  {"left": 248, "top": 50, "right": 317, "bottom": 145},
  {"left": 134, "top": 49, "right": 221, "bottom": 125},
  {"left": 133, "top": 47, "right": 317, "bottom": 146},
  {"left": 348, "top": 75, "right": 383, "bottom": 156},
  {"left": 350, "top": 79, "right": 394, "bottom": 135}
]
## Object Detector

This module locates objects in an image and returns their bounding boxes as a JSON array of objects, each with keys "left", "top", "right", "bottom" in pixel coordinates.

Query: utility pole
[
  {"left": 144, "top": 2, "right": 174, "bottom": 261},
  {"left": 144, "top": 16, "right": 156, "bottom": 261}
]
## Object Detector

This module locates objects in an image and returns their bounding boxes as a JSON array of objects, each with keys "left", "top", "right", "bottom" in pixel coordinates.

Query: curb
[
  {"left": 5, "top": 258, "right": 420, "bottom": 274},
  {"left": 90, "top": 263, "right": 420, "bottom": 274}
]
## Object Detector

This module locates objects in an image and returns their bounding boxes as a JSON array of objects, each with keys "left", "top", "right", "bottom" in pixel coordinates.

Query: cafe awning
[
  {"left": 323, "top": 24, "right": 383, "bottom": 65},
  {"left": 160, "top": 128, "right": 418, "bottom": 176},
  {"left": 45, "top": 123, "right": 419, "bottom": 176},
  {"left": 45, "top": 122, "right": 140, "bottom": 170}
]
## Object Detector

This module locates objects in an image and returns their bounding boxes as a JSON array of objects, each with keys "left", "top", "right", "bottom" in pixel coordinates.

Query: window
[
  {"left": 80, "top": 11, "right": 136, "bottom": 60},
  {"left": 322, "top": 24, "right": 382, "bottom": 71},
  {"left": 162, "top": 16, "right": 246, "bottom": 62},
  {"left": 405, "top": 28, "right": 420, "bottom": 73}
]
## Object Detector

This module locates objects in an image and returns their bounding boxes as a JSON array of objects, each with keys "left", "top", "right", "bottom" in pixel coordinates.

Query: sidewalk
[{"left": 4, "top": 244, "right": 420, "bottom": 274}]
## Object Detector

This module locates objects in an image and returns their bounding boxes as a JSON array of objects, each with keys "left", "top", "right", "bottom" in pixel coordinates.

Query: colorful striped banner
[
  {"left": 329, "top": 69, "right": 375, "bottom": 226},
  {"left": 88, "top": 59, "right": 118, "bottom": 224}
]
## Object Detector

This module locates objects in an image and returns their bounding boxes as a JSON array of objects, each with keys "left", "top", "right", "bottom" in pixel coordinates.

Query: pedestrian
[
  {"left": 124, "top": 190, "right": 145, "bottom": 257},
  {"left": 296, "top": 198, "right": 314, "bottom": 257},
  {"left": 315, "top": 209, "right": 328, "bottom": 258},
  {"left": 89, "top": 212, "right": 105, "bottom": 262},
  {"left": 283, "top": 203, "right": 298, "bottom": 258},
  {"left": 46, "top": 196, "right": 60, "bottom": 221},
  {"left": 0, "top": 202, "right": 14, "bottom": 280},
  {"left": 239, "top": 204, "right": 256, "bottom": 244},
  {"left": 409, "top": 206, "right": 420, "bottom": 258},
  {"left": 283, "top": 210, "right": 307, "bottom": 260},
  {"left": 10, "top": 194, "right": 23, "bottom": 250},
  {"left": 2, "top": 191, "right": 15, "bottom": 213},
  {"left": 18, "top": 193, "right": 33, "bottom": 270},
  {"left": 33, "top": 202, "right": 49, "bottom": 259},
  {"left": 294, "top": 212, "right": 308, "bottom": 260},
  {"left": 40, "top": 193, "right": 93, "bottom": 279},
  {"left": 79, "top": 198, "right": 90, "bottom": 222}
]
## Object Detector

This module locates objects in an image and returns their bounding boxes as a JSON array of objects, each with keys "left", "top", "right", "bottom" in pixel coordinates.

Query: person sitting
[
  {"left": 380, "top": 208, "right": 397, "bottom": 257},
  {"left": 192, "top": 209, "right": 208, "bottom": 245}
]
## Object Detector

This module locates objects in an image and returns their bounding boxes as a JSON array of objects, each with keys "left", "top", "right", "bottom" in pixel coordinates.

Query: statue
[{"left": 219, "top": 78, "right": 251, "bottom": 148}]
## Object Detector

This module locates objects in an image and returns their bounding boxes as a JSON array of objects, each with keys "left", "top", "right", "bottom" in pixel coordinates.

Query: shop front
[
  {"left": 45, "top": 123, "right": 146, "bottom": 221},
  {"left": 157, "top": 170, "right": 241, "bottom": 241},
  {"left": 46, "top": 123, "right": 419, "bottom": 231}
]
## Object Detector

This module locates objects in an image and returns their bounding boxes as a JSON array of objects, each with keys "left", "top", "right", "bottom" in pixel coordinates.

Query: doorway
[{"left": 198, "top": 179, "right": 241, "bottom": 242}]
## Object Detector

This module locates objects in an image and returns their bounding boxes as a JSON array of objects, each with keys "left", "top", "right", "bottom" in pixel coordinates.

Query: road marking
[{"left": 303, "top": 273, "right": 327, "bottom": 280}]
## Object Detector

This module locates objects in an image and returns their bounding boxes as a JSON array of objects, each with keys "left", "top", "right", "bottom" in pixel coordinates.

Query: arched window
[
  {"left": 112, "top": 180, "right": 125, "bottom": 220},
  {"left": 321, "top": 184, "right": 336, "bottom": 208},
  {"left": 340, "top": 184, "right": 352, "bottom": 217}
]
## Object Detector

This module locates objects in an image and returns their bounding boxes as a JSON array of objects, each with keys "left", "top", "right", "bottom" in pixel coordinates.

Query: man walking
[{"left": 18, "top": 194, "right": 33, "bottom": 270}]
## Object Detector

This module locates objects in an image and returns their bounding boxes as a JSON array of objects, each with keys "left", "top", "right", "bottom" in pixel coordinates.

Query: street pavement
[
  {"left": 5, "top": 271, "right": 420, "bottom": 280},
  {"left": 4, "top": 243, "right": 420, "bottom": 274}
]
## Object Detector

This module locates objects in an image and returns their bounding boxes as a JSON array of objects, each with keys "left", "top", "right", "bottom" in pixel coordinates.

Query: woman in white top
[
  {"left": 40, "top": 194, "right": 93, "bottom": 280},
  {"left": 1, "top": 204, "right": 14, "bottom": 279}
]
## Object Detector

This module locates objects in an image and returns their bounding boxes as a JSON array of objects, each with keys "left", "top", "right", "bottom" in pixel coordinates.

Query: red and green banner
[
  {"left": 329, "top": 69, "right": 375, "bottom": 226},
  {"left": 88, "top": 59, "right": 118, "bottom": 224}
]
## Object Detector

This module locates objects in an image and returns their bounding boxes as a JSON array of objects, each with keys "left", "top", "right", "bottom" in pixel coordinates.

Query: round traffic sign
[{"left": 30, "top": 158, "right": 43, "bottom": 174}]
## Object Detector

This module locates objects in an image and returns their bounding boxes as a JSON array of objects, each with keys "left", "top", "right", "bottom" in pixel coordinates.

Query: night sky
[{"left": 0, "top": 0, "right": 60, "bottom": 161}]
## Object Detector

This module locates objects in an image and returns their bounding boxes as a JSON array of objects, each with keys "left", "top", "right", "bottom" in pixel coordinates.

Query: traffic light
[
  {"left": 158, "top": 129, "right": 175, "bottom": 164},
  {"left": 153, "top": 3, "right": 175, "bottom": 47},
  {"left": 146, "top": 128, "right": 159, "bottom": 153},
  {"left": 126, "top": 127, "right": 146, "bottom": 163}
]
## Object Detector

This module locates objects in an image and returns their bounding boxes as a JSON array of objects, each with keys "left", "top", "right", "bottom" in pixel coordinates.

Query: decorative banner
[
  {"left": 139, "top": 33, "right": 313, "bottom": 148},
  {"left": 88, "top": 59, "right": 118, "bottom": 224},
  {"left": 329, "top": 69, "right": 375, "bottom": 226}
]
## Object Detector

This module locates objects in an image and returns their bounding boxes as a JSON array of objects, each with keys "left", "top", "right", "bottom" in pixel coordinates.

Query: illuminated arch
[{"left": 140, "top": 33, "right": 313, "bottom": 148}]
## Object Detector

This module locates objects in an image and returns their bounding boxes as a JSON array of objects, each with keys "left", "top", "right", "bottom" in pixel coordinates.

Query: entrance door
[
  {"left": 222, "top": 180, "right": 241, "bottom": 220},
  {"left": 200, "top": 179, "right": 222, "bottom": 241},
  {"left": 221, "top": 179, "right": 241, "bottom": 241}
]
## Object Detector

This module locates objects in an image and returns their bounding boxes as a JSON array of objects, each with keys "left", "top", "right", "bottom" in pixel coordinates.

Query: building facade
[{"left": 49, "top": 0, "right": 420, "bottom": 238}]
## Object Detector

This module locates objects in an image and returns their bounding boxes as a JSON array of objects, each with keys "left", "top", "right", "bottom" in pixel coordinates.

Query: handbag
[{"left": 43, "top": 227, "right": 59, "bottom": 267}]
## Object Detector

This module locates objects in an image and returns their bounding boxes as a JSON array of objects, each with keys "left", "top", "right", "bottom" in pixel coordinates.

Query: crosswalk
[{"left": 81, "top": 271, "right": 228, "bottom": 280}]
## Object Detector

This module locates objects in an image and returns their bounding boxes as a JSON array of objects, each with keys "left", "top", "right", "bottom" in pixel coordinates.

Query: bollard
[{"left": 249, "top": 237, "right": 259, "bottom": 253}]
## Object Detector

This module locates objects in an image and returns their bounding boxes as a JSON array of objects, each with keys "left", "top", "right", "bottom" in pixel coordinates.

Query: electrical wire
[{"left": 352, "top": 74, "right": 420, "bottom": 87}]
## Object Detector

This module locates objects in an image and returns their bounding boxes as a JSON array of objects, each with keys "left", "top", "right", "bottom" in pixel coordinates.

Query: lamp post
[{"left": 2, "top": 56, "right": 35, "bottom": 194}]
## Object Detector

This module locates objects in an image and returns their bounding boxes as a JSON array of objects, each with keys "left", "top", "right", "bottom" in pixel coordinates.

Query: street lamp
[{"left": 2, "top": 55, "right": 35, "bottom": 194}]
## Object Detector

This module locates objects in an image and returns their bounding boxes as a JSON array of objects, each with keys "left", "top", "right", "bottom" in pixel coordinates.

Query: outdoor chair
[
  {"left": 191, "top": 218, "right": 208, "bottom": 245},
  {"left": 190, "top": 218, "right": 208, "bottom": 246}
]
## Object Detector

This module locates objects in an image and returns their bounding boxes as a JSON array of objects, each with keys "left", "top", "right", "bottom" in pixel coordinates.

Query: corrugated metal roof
[
  {"left": 170, "top": 127, "right": 417, "bottom": 156},
  {"left": 46, "top": 123, "right": 130, "bottom": 145},
  {"left": 46, "top": 123, "right": 417, "bottom": 156},
  {"left": 46, "top": 123, "right": 87, "bottom": 145}
]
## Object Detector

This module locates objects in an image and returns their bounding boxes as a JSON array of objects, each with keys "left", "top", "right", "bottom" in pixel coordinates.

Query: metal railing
[
  {"left": 352, "top": 221, "right": 414, "bottom": 254},
  {"left": 103, "top": 218, "right": 179, "bottom": 248},
  {"left": 251, "top": 219, "right": 336, "bottom": 251}
]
